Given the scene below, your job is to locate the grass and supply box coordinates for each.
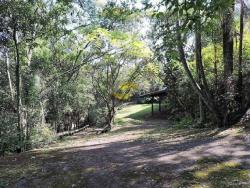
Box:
[115,103,166,124]
[173,158,250,188]
[126,104,153,120]
[137,126,220,143]
[114,104,153,126]
[116,104,153,118]
[114,104,220,142]
[0,162,40,187]
[121,168,165,186]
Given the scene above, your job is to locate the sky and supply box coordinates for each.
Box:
[245,0,250,8]
[94,0,146,8]
[94,0,250,8]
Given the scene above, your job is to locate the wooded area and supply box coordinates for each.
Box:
[0,0,250,187]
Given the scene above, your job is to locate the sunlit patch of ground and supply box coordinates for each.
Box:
[173,158,250,188]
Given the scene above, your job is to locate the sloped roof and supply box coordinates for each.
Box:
[138,88,167,98]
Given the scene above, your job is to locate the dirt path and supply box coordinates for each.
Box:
[1,105,250,188]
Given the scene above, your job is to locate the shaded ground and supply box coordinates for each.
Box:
[0,104,250,188]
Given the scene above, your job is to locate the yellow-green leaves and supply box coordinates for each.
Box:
[87,27,152,58]
[129,39,152,58]
[120,82,138,91]
[143,62,160,76]
[113,82,138,100]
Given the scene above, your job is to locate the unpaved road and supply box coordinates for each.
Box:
[1,118,250,188]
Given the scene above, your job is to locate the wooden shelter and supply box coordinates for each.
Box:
[138,88,167,116]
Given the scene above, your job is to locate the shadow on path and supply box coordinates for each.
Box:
[1,119,249,188]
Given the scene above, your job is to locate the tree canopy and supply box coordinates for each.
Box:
[0,0,250,154]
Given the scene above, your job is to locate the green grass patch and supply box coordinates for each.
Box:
[115,104,166,126]
[0,163,40,187]
[173,158,250,188]
[136,122,218,142]
[126,105,153,120]
[121,168,165,186]
[114,104,153,127]
[116,104,154,118]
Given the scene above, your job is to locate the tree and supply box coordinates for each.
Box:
[89,28,151,131]
[237,0,244,107]
[195,21,206,124]
[149,0,249,127]
[0,0,80,151]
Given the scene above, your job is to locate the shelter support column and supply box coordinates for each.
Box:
[151,96,154,116]
[159,96,161,112]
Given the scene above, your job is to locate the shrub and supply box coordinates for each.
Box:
[30,124,56,148]
[175,116,194,129]
[0,112,18,155]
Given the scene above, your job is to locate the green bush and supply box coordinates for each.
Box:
[0,180,7,188]
[175,116,194,129]
[30,124,56,148]
[0,112,18,154]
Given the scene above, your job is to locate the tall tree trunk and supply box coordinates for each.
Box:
[213,42,218,90]
[222,2,235,126]
[222,4,234,80]
[13,27,23,152]
[40,101,46,125]
[237,0,244,108]
[176,21,222,126]
[5,49,15,102]
[24,52,32,147]
[27,46,33,67]
[195,23,205,124]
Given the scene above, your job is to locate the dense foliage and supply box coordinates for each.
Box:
[0,0,151,154]
[148,0,250,126]
[0,0,250,155]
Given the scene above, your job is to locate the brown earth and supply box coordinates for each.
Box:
[0,105,250,188]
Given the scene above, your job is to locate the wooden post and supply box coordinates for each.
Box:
[151,96,154,116]
[159,97,161,112]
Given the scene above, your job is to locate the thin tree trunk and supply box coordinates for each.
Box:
[24,110,30,150]
[27,47,33,66]
[176,21,222,126]
[111,97,115,124]
[195,23,205,124]
[40,101,46,125]
[213,42,218,89]
[237,0,244,108]
[13,27,22,152]
[5,50,15,102]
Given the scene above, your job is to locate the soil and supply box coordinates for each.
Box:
[0,119,250,188]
